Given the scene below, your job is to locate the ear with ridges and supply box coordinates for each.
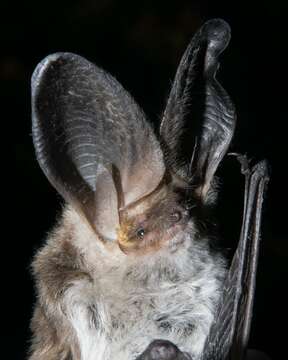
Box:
[160,19,236,202]
[32,52,165,240]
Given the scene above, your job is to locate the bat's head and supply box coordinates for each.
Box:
[31,19,236,256]
[117,174,193,254]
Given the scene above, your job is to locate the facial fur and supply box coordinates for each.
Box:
[117,176,193,255]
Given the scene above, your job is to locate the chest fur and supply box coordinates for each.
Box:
[89,259,222,359]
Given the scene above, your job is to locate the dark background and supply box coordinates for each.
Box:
[2,0,287,358]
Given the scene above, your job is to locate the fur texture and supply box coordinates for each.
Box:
[29,205,226,360]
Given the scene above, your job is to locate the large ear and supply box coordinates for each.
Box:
[160,19,236,201]
[32,53,165,240]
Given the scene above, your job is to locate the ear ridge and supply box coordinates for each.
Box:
[160,19,236,201]
[32,52,165,240]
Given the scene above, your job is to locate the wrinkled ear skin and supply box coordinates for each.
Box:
[32,53,165,241]
[160,19,236,203]
[32,19,235,240]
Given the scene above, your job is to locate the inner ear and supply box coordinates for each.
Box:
[160,19,236,203]
[32,52,166,241]
[119,172,170,219]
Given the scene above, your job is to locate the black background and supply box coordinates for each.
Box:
[2,0,287,358]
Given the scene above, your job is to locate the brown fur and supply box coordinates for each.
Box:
[29,179,191,358]
[117,181,189,255]
[29,223,92,359]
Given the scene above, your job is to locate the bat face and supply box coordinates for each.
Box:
[117,175,193,255]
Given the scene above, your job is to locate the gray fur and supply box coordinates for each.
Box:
[29,205,226,360]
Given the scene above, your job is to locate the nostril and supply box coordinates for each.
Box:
[170,211,182,223]
[184,202,195,212]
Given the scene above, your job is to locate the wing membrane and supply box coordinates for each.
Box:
[201,156,269,360]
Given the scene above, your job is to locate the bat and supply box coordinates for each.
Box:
[29,18,269,360]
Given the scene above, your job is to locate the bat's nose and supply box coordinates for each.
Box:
[170,204,190,224]
[170,211,182,223]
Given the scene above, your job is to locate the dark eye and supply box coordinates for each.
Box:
[136,227,145,239]
[170,211,182,223]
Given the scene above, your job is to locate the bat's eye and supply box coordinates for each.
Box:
[170,211,182,223]
[136,227,145,239]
